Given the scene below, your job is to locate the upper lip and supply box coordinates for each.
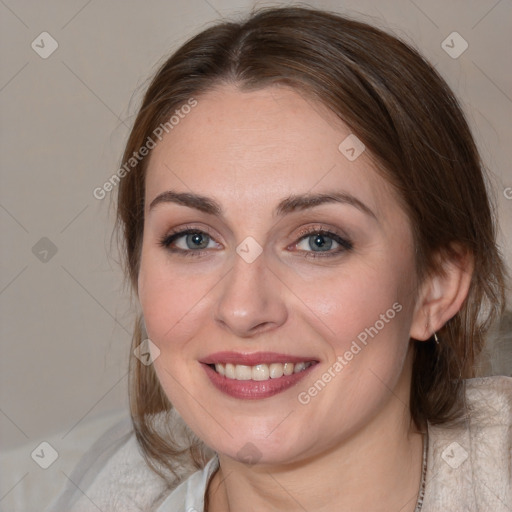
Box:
[200,351,319,366]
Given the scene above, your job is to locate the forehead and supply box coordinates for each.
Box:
[144,84,397,218]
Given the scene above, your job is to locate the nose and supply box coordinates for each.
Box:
[214,250,288,338]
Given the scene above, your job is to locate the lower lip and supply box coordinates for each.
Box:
[201,363,316,399]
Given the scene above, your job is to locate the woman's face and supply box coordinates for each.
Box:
[138,84,424,464]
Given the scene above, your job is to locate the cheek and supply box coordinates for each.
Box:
[137,252,214,417]
[289,255,416,409]
[138,248,214,351]
[297,255,415,404]
[289,257,411,346]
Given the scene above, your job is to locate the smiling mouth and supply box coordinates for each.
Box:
[209,361,315,381]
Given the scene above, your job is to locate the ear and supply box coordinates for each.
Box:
[410,245,474,341]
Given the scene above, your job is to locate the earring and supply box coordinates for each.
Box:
[433,332,439,344]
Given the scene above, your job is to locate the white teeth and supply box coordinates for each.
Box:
[225,363,236,379]
[252,364,269,381]
[235,365,252,380]
[294,362,306,373]
[269,363,284,379]
[283,362,294,376]
[212,361,313,381]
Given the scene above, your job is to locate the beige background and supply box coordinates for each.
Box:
[0,0,511,508]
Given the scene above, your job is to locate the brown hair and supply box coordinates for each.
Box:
[116,6,507,479]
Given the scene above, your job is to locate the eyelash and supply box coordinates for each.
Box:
[294,226,353,258]
[158,225,353,259]
[158,226,217,258]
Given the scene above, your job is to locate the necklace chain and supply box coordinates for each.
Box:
[413,430,429,512]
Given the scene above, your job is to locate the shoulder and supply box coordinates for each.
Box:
[46,412,200,512]
[423,376,512,511]
[465,375,512,416]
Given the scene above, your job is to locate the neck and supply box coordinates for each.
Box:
[207,411,425,512]
[206,351,426,512]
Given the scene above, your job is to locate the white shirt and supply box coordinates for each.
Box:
[155,455,219,512]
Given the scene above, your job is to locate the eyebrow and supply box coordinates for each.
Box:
[149,190,376,220]
[149,191,222,215]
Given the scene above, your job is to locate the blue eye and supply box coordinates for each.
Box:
[182,232,211,250]
[159,229,218,253]
[159,227,353,259]
[303,233,334,251]
[295,230,352,256]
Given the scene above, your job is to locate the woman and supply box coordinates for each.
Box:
[49,6,511,512]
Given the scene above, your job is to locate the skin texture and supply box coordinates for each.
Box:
[138,85,472,511]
